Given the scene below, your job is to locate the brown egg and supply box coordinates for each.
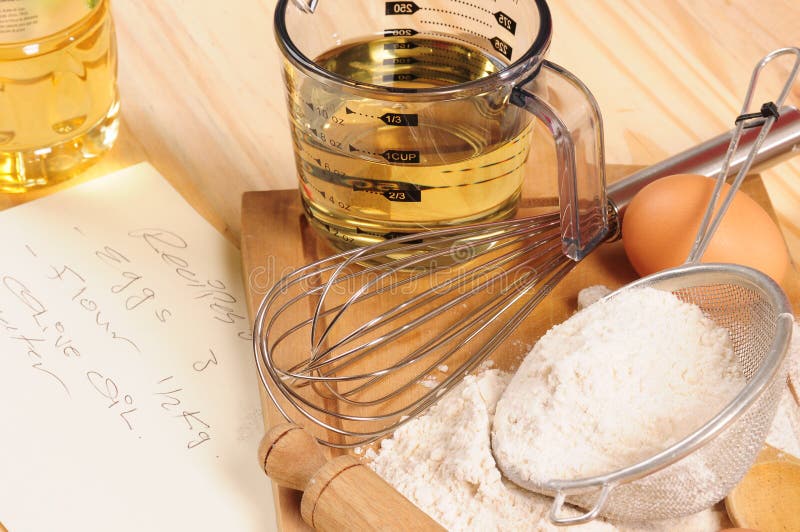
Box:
[622,174,790,286]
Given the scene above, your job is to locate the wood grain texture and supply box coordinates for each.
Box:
[1,1,798,259]
[1,2,799,530]
[724,444,800,529]
[300,456,445,532]
[260,424,328,493]
[725,461,800,531]
[755,443,800,466]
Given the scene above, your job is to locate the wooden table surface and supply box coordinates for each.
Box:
[1,0,798,260]
[0,3,797,531]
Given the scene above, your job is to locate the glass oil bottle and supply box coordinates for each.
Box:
[0,0,119,193]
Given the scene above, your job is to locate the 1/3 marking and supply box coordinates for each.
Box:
[379,113,418,126]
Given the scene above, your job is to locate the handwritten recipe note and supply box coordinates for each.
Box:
[0,164,276,531]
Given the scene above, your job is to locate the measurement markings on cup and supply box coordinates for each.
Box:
[384,41,419,50]
[493,11,517,34]
[384,2,517,37]
[344,107,419,127]
[490,36,513,60]
[384,73,418,82]
[307,127,343,150]
[348,144,421,164]
[304,157,426,203]
[385,1,421,15]
[384,28,419,37]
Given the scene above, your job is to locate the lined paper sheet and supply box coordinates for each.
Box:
[0,163,276,531]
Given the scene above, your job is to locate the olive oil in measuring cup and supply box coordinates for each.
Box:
[0,0,119,193]
[286,36,533,250]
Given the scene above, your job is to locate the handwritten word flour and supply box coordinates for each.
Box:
[0,164,275,532]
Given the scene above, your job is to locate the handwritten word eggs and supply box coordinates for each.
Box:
[622,174,789,284]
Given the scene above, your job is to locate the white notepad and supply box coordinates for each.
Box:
[0,163,276,532]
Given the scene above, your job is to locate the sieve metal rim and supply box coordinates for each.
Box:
[539,262,793,521]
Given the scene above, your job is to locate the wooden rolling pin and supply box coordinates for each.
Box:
[258,423,444,531]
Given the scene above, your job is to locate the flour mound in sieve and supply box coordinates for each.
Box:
[492,286,745,488]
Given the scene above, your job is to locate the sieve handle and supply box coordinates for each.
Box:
[607,105,800,220]
[548,484,616,526]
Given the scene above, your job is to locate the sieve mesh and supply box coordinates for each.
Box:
[563,267,790,521]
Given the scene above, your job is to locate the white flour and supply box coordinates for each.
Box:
[492,287,744,486]
[367,369,728,531]
[367,286,800,531]
[576,284,611,309]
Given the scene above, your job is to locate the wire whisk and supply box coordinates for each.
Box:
[253,48,800,450]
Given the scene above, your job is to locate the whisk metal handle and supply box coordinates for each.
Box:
[606,105,800,222]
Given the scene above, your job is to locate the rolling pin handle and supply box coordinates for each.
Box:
[258,423,445,531]
[258,423,327,492]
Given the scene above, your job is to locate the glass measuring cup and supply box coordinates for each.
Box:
[275,0,606,260]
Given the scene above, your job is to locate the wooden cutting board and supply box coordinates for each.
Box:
[241,164,799,531]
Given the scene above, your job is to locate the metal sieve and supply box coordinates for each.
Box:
[539,47,799,524]
[543,263,793,523]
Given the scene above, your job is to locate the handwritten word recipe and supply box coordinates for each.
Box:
[0,164,276,531]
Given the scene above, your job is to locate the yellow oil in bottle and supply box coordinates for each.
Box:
[0,0,119,193]
[286,36,533,250]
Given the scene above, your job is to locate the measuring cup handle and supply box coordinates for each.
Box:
[512,61,608,260]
